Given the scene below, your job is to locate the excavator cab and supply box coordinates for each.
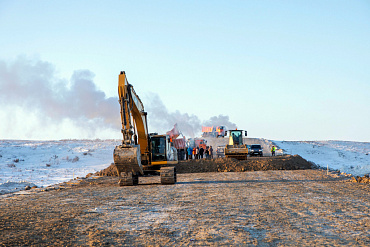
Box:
[148,134,178,164]
[143,134,178,182]
[151,135,166,161]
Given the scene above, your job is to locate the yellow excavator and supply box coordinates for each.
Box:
[224,129,248,160]
[113,71,177,186]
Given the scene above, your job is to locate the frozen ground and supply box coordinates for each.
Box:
[1,139,369,195]
[274,140,370,177]
[0,139,119,195]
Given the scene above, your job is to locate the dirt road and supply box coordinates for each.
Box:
[1,169,369,246]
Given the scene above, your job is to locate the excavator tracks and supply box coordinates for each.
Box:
[160,167,177,185]
[118,172,139,186]
[117,168,177,186]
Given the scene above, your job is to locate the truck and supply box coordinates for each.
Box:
[202,126,226,138]
[216,146,225,158]
[166,124,187,160]
[187,138,207,150]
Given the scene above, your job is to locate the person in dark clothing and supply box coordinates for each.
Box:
[205,147,209,159]
[209,146,213,159]
[199,147,204,159]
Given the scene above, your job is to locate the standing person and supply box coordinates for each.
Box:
[205,147,209,159]
[187,146,192,160]
[199,146,204,159]
[271,145,276,156]
[196,147,199,159]
[193,147,196,159]
[209,146,213,159]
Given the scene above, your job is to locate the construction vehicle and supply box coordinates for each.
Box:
[202,126,226,138]
[187,138,207,150]
[224,129,248,160]
[113,71,177,186]
[216,145,225,158]
[166,124,187,160]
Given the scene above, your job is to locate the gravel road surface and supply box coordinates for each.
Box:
[1,169,369,246]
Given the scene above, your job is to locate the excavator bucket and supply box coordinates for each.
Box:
[113,145,144,185]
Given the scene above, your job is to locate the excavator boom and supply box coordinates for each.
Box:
[114,71,149,182]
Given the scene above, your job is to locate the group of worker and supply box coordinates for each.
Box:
[186,146,213,160]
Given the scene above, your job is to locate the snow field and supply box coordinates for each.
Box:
[0,139,120,194]
[1,139,369,195]
[274,140,370,176]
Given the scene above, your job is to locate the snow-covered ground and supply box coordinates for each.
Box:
[1,139,369,195]
[274,140,370,177]
[0,139,120,195]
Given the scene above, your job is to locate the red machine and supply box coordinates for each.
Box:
[166,124,187,160]
[186,138,207,150]
[202,126,226,138]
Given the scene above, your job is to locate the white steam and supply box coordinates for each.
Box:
[0,57,119,139]
[0,57,236,139]
[145,93,237,138]
[144,93,202,137]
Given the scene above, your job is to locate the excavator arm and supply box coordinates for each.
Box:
[113,71,150,182]
[118,71,149,154]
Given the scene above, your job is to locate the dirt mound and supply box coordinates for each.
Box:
[93,163,118,177]
[94,155,315,176]
[178,155,314,173]
[351,175,370,184]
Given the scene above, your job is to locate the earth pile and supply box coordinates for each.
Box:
[94,155,316,176]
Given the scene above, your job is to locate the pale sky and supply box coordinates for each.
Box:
[0,0,369,141]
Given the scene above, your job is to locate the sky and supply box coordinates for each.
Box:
[0,0,369,141]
